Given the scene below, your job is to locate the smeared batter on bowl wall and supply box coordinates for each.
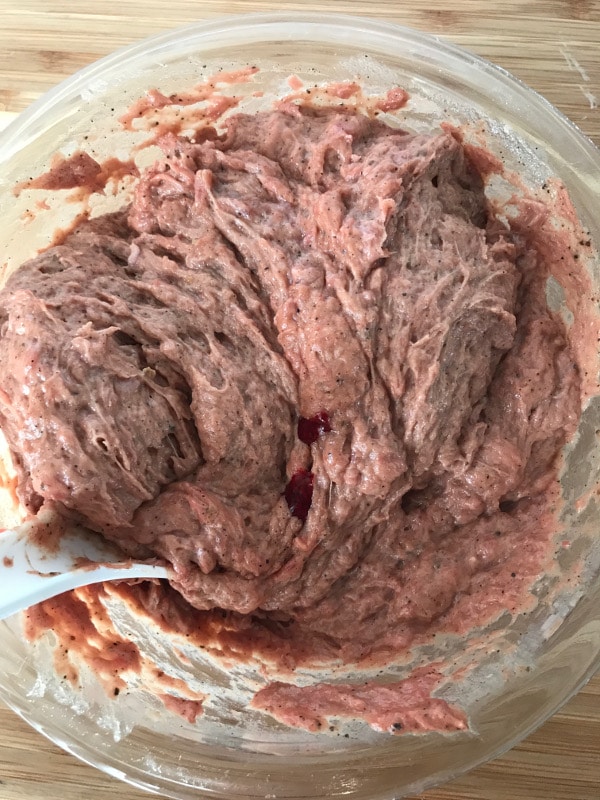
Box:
[0,98,591,733]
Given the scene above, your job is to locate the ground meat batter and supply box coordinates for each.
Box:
[0,104,582,674]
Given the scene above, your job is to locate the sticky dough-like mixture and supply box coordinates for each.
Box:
[0,105,581,666]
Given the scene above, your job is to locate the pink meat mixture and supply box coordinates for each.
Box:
[0,104,582,675]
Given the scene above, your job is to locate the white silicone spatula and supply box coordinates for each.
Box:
[0,511,168,620]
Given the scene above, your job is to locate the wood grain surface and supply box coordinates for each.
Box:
[0,2,599,799]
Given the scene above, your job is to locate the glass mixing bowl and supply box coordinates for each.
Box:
[0,12,599,800]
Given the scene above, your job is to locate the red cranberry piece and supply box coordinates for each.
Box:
[298,411,332,445]
[284,469,314,522]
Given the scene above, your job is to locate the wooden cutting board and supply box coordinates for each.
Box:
[0,2,599,799]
